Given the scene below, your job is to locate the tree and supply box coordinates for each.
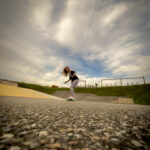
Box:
[51,85,59,88]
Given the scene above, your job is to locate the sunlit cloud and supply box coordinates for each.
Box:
[102,2,127,26]
[0,0,150,86]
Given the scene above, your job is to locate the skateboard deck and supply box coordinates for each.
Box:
[67,98,75,101]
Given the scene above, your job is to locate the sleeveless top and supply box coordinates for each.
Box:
[69,70,79,82]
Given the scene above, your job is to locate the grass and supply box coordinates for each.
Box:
[75,84,150,105]
[18,82,69,95]
[18,82,150,105]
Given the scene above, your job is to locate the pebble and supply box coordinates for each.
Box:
[23,141,31,146]
[2,127,10,132]
[95,142,102,147]
[68,141,78,145]
[66,128,73,132]
[121,122,127,126]
[105,145,109,149]
[111,148,118,150]
[120,130,126,134]
[100,136,108,142]
[18,131,27,136]
[48,143,61,149]
[131,140,142,147]
[104,132,110,137]
[115,132,122,137]
[107,127,113,130]
[94,129,102,134]
[92,136,100,141]
[50,138,55,144]
[1,134,14,139]
[75,134,82,139]
[110,138,120,143]
[124,115,128,119]
[24,125,30,130]
[0,138,14,144]
[136,134,141,140]
[39,131,48,137]
[133,126,138,130]
[30,141,40,149]
[67,133,73,137]
[40,139,47,145]
[59,128,65,133]
[31,123,36,128]
[9,146,21,150]
[81,148,90,150]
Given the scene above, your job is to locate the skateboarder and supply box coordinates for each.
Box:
[63,66,79,100]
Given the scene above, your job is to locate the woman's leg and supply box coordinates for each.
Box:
[70,80,79,97]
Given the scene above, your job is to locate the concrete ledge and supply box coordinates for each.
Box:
[117,97,134,104]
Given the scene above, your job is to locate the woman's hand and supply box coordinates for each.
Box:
[64,79,71,84]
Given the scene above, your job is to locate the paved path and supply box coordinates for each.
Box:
[0,96,150,150]
[53,91,133,104]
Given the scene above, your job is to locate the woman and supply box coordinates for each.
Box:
[62,66,79,100]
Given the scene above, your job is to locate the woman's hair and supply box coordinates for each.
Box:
[62,66,70,76]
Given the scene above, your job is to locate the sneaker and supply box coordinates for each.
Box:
[68,96,75,100]
[68,96,72,99]
[72,96,76,100]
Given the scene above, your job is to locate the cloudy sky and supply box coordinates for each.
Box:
[0,0,150,87]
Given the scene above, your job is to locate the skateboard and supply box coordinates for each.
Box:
[67,98,75,101]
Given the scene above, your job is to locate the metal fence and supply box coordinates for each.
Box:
[101,76,146,87]
[50,76,147,88]
[77,76,146,88]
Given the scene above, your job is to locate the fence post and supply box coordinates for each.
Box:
[120,79,122,86]
[85,81,87,87]
[101,80,103,87]
[143,76,146,84]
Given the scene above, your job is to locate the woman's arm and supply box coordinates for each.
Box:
[64,79,71,84]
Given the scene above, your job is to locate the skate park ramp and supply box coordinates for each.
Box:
[0,83,64,100]
[0,79,18,86]
[52,91,134,104]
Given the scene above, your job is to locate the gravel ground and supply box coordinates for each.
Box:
[0,96,150,150]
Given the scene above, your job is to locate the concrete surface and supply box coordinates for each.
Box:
[52,91,134,104]
[0,83,64,100]
[0,96,149,149]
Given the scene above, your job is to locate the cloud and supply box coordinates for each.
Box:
[102,2,127,26]
[0,0,150,87]
[29,0,52,31]
[55,17,74,45]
